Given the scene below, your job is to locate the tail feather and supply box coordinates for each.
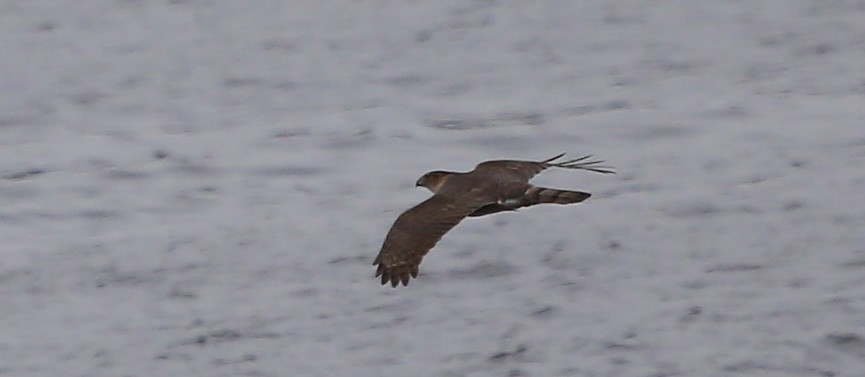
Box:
[468,186,592,217]
[524,186,590,206]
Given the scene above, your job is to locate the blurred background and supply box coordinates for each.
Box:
[1,1,864,376]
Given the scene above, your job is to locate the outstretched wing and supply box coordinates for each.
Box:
[473,153,614,183]
[374,194,488,287]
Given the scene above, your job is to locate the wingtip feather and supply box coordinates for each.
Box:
[541,152,567,163]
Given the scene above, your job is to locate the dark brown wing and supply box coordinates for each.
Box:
[473,153,614,183]
[374,194,488,287]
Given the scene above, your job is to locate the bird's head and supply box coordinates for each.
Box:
[415,171,452,193]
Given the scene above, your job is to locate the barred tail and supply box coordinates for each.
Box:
[468,186,592,217]
[523,186,591,206]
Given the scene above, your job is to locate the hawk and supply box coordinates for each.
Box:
[373,153,614,287]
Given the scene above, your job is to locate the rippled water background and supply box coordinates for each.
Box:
[2,1,865,376]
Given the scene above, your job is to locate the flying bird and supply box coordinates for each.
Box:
[373,153,614,287]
